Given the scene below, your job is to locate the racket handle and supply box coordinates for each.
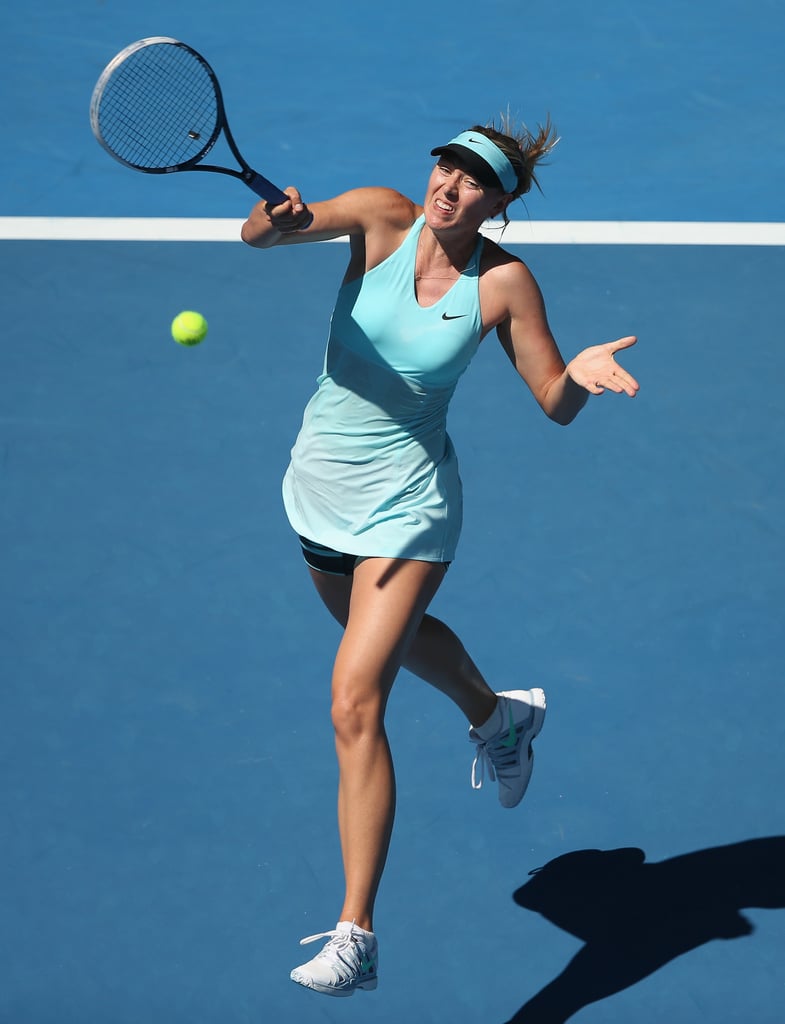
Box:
[246,172,314,230]
[243,170,314,230]
[243,171,289,204]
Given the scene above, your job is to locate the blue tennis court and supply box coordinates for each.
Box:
[2,2,784,1022]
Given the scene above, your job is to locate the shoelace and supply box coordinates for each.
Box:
[299,926,347,948]
[471,728,529,790]
[298,925,371,980]
[470,740,496,790]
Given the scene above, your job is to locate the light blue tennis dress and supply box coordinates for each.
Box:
[282,214,484,562]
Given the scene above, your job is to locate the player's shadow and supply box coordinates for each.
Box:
[504,836,785,1023]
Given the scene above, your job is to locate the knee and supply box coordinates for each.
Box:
[331,676,386,745]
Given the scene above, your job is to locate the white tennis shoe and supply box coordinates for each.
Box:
[290,920,378,997]
[469,688,547,808]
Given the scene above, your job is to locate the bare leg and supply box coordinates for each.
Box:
[324,557,450,932]
[404,614,497,725]
[309,567,498,727]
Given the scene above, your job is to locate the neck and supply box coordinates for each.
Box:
[416,224,477,279]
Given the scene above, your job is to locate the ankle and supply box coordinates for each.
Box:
[472,694,501,735]
[339,912,374,933]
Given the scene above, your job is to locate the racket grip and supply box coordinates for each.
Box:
[244,171,314,230]
[244,171,289,205]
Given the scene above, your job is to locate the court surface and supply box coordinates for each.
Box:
[2,3,784,1022]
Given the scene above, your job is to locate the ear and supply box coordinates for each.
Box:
[489,194,512,218]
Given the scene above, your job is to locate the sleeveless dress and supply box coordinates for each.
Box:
[282,214,484,562]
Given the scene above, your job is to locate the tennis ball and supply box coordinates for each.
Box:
[171,310,208,346]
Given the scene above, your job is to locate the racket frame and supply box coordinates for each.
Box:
[90,36,289,204]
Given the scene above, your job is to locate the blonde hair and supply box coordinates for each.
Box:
[469,115,559,217]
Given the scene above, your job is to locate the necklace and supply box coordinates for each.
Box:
[414,270,459,281]
[414,235,474,283]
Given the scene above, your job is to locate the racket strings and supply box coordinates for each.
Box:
[96,44,219,170]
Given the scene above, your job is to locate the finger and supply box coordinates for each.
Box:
[264,198,291,218]
[611,364,640,390]
[279,206,314,234]
[621,370,640,394]
[607,369,639,396]
[608,335,637,356]
[265,187,303,216]
[284,186,305,214]
[265,191,311,233]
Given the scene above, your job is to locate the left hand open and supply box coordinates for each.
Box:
[567,335,640,396]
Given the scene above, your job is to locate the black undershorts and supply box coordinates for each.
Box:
[298,535,450,576]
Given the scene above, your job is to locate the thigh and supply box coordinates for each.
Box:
[308,565,353,627]
[333,558,448,699]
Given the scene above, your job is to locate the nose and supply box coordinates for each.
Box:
[441,170,461,194]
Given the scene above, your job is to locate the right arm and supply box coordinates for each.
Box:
[240,186,418,250]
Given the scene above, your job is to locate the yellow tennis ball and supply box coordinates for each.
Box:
[171,310,208,346]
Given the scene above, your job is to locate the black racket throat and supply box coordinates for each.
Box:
[193,108,289,203]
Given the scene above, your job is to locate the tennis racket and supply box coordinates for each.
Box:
[90,36,308,217]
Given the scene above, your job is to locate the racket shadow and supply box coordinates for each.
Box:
[502,836,785,1023]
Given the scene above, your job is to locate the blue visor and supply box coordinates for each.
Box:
[430,131,517,193]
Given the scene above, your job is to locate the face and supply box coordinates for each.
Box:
[424,158,509,230]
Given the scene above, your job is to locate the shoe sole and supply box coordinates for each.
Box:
[498,687,546,808]
[290,972,378,997]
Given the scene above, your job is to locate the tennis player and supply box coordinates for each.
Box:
[241,118,639,997]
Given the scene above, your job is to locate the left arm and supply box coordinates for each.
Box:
[492,258,639,425]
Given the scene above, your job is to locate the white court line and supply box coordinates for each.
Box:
[0,217,784,245]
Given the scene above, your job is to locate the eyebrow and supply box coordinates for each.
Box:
[436,159,481,182]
